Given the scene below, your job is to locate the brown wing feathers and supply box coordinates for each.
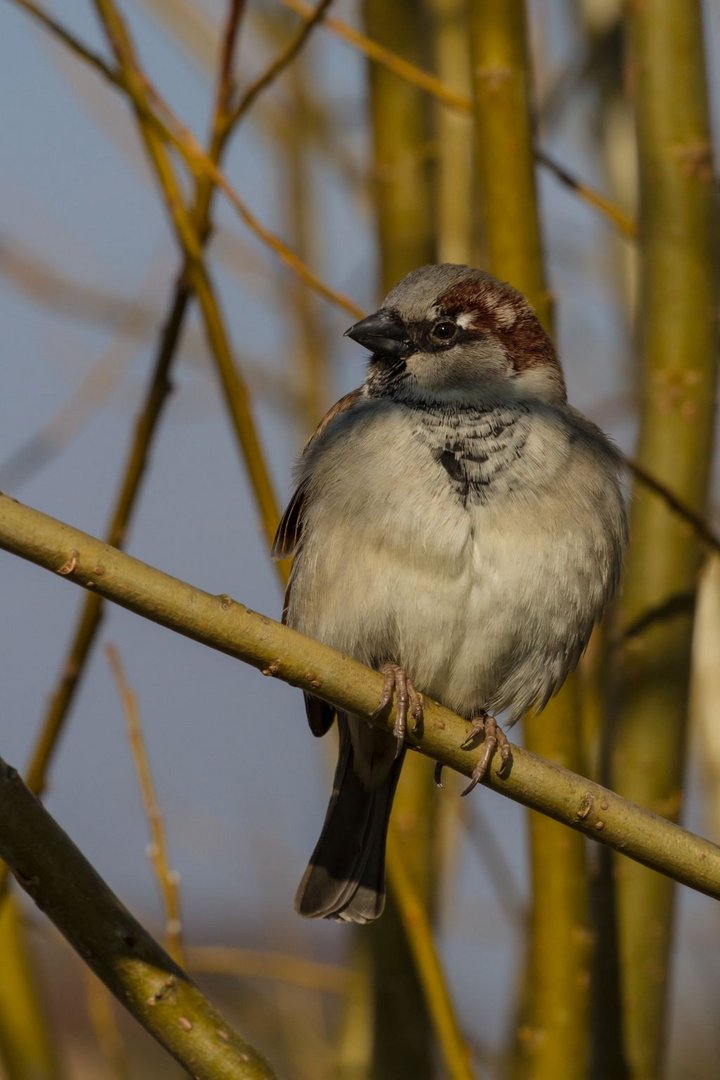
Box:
[273,388,365,739]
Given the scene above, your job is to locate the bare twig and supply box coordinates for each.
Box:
[385,833,475,1080]
[0,236,160,332]
[284,0,470,107]
[91,0,285,555]
[229,0,335,124]
[625,457,720,555]
[214,0,246,118]
[535,148,636,239]
[0,0,250,908]
[0,895,61,1079]
[11,0,120,85]
[187,947,349,995]
[10,0,363,320]
[0,338,135,492]
[81,967,131,1080]
[106,645,184,966]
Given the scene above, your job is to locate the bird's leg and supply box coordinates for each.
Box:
[372,663,424,758]
[460,713,511,796]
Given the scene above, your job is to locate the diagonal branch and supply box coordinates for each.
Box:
[0,755,274,1078]
[2,490,720,901]
[0,1,251,909]
[106,644,185,967]
[11,0,120,84]
[229,0,335,125]
[91,0,284,556]
[9,0,362,320]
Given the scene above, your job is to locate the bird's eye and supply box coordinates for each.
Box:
[431,319,457,342]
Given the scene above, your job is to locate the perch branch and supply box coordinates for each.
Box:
[1,491,720,901]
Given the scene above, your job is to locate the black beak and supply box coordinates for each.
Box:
[344,308,413,359]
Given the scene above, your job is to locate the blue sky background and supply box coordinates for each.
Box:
[1,1,719,1073]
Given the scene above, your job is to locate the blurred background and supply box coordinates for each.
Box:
[0,1,718,1077]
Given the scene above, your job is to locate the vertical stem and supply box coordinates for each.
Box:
[470,0,550,323]
[470,3,591,1076]
[361,4,438,1076]
[519,686,592,1076]
[610,4,717,1077]
[431,0,475,266]
[364,0,436,292]
[283,60,331,432]
[0,894,62,1080]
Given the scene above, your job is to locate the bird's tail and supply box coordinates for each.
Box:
[295,717,403,924]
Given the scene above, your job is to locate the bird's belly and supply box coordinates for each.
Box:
[287,399,623,725]
[291,497,588,722]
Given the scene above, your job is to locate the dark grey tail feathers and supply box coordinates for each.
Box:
[295,719,404,924]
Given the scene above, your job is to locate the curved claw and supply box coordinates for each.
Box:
[372,663,424,757]
[460,715,511,796]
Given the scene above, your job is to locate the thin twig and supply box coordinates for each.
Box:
[229,0,335,124]
[386,834,475,1080]
[0,894,61,1079]
[10,0,363,320]
[0,236,160,332]
[185,148,363,317]
[81,966,131,1080]
[187,947,349,995]
[11,0,120,85]
[214,0,246,120]
[0,0,251,907]
[535,148,637,239]
[91,0,286,556]
[105,645,184,967]
[141,78,364,315]
[283,0,470,107]
[625,457,720,555]
[0,336,135,491]
[465,801,527,927]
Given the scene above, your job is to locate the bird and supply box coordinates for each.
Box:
[273,263,627,924]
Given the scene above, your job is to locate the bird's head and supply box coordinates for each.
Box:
[346,264,566,407]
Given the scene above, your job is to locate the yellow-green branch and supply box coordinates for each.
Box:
[610,3,718,1077]
[0,757,274,1079]
[1,491,720,900]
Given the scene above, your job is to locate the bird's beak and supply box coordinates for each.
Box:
[344,308,414,359]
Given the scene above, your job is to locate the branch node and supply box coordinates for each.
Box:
[57,549,79,575]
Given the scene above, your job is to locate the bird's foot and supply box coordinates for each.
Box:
[460,713,511,796]
[372,663,424,758]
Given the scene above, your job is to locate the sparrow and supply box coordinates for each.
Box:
[273,264,627,924]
